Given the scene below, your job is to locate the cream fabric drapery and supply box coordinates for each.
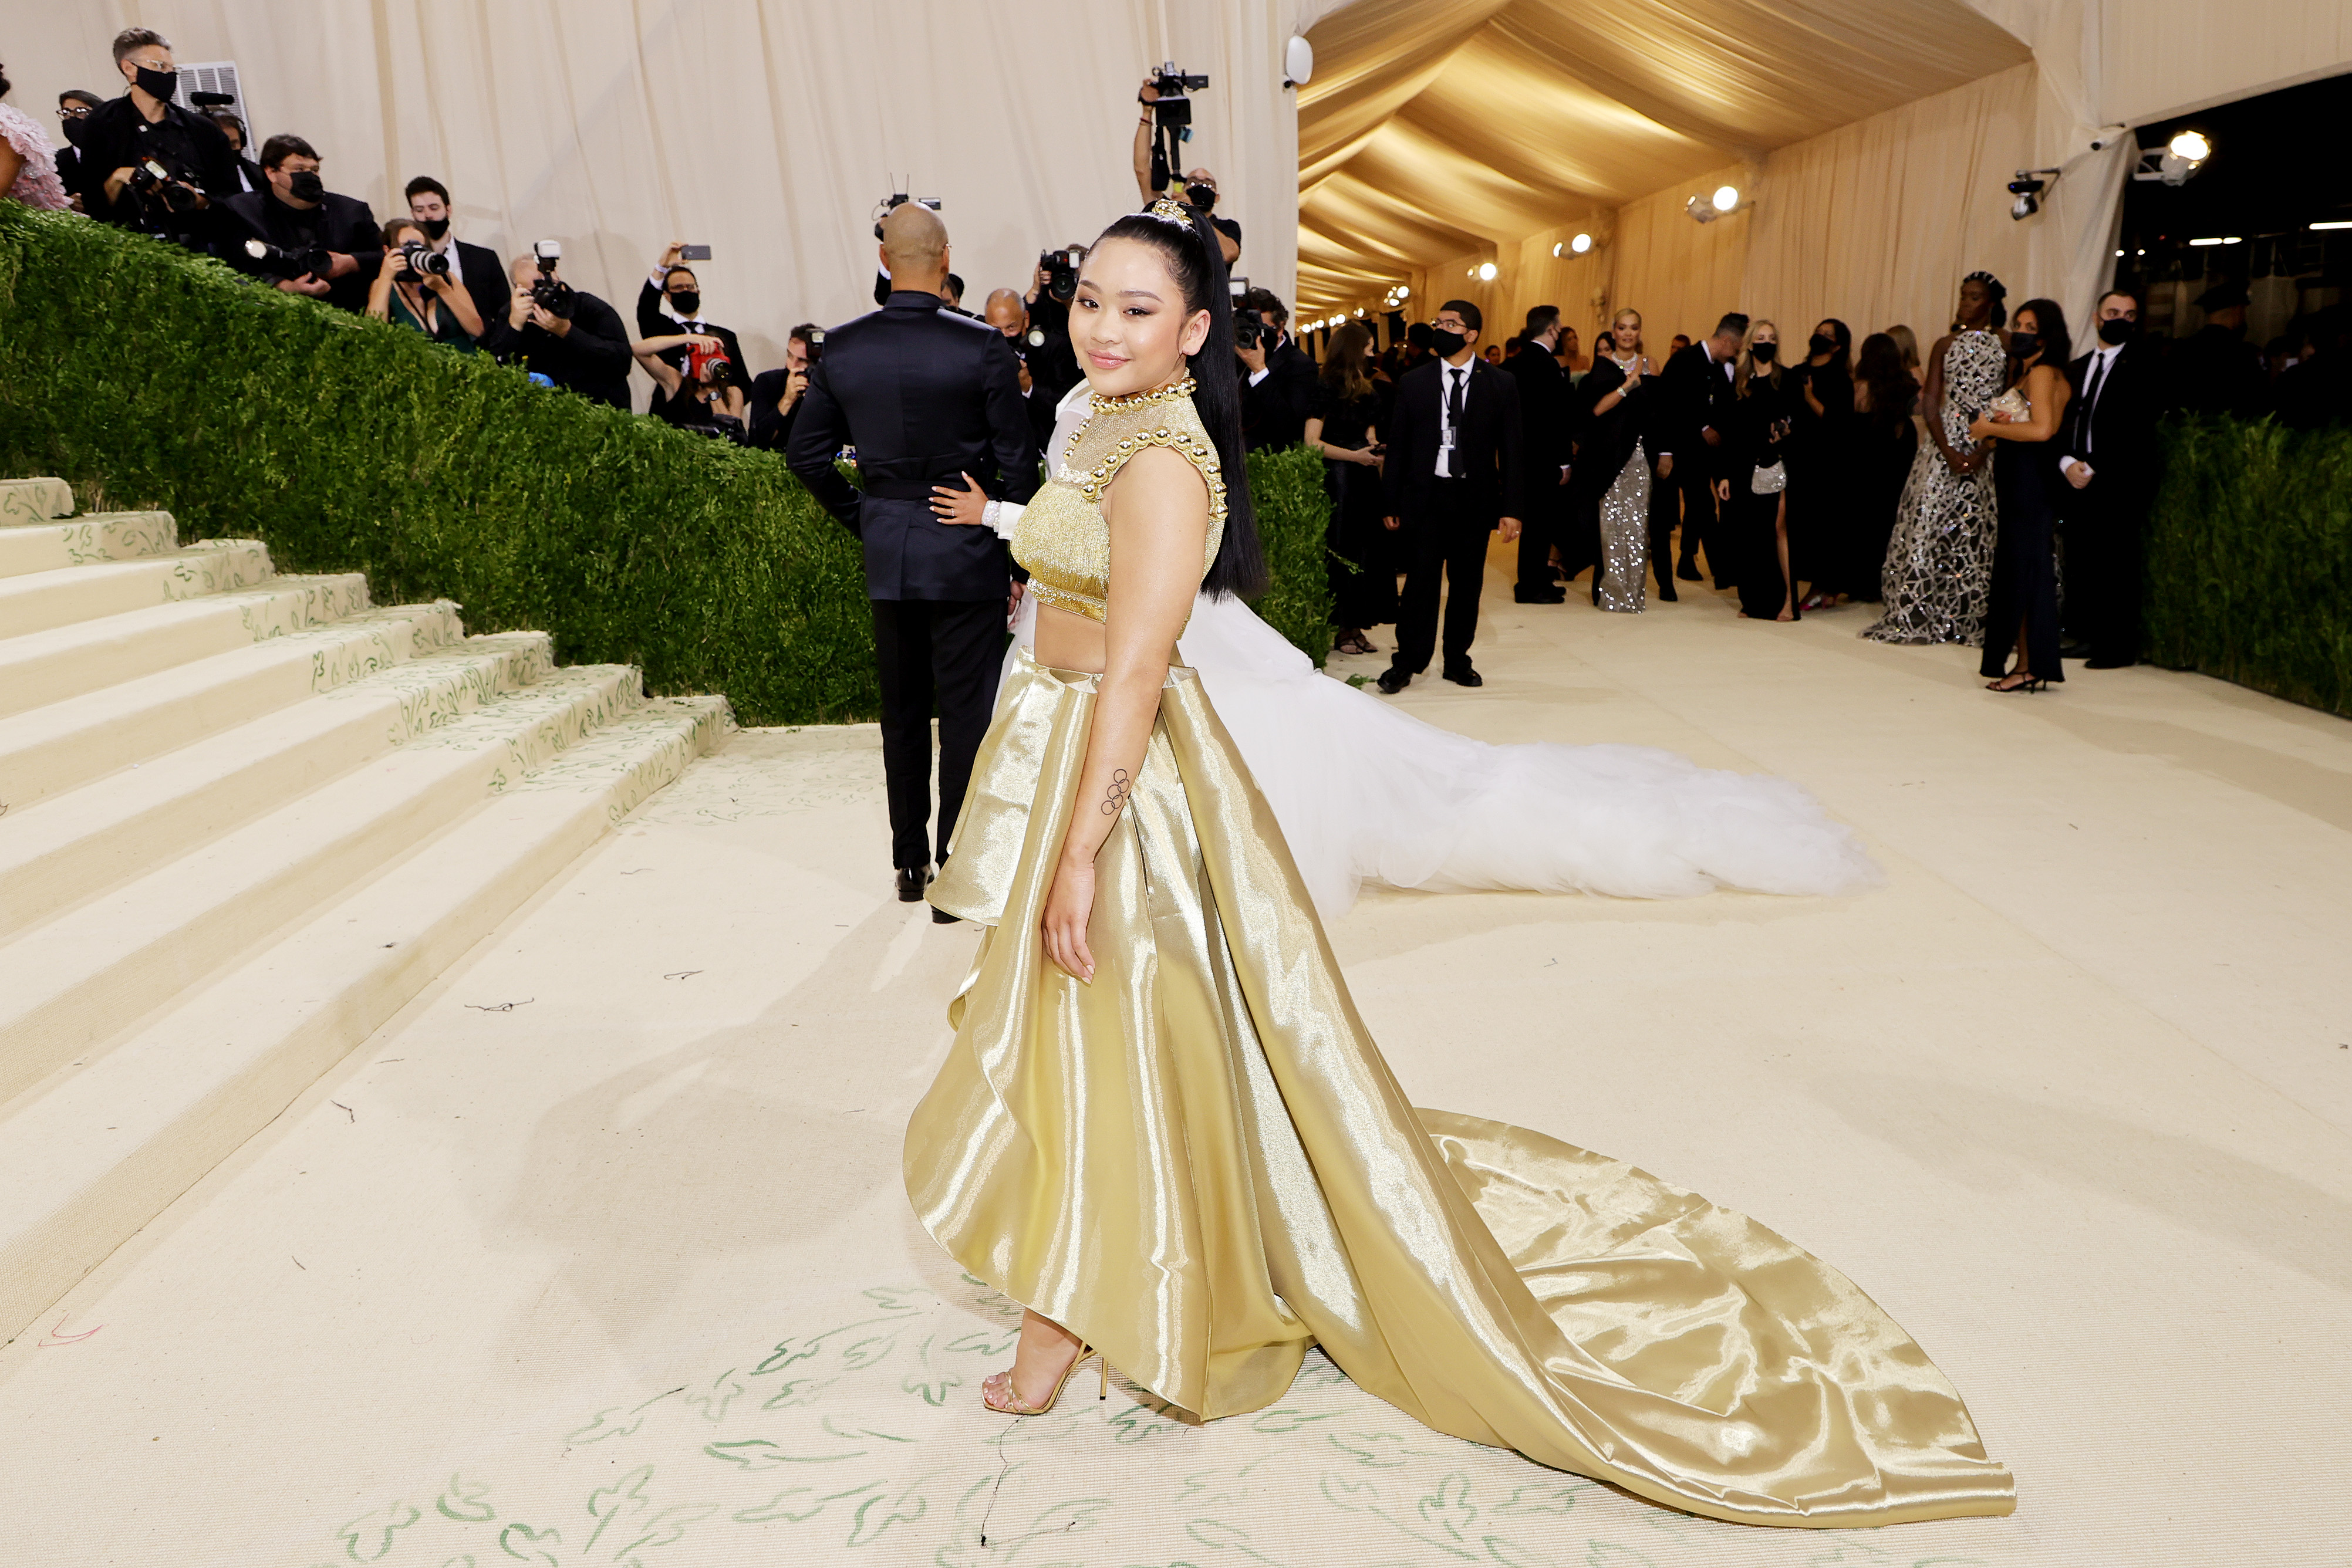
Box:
[3,0,1304,401]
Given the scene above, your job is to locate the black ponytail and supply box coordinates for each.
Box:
[1092,205,1267,600]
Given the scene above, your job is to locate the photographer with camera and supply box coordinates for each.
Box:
[1133,69,1240,266]
[205,109,261,192]
[635,242,744,422]
[366,217,485,352]
[747,324,819,454]
[983,287,1078,455]
[1024,243,1085,338]
[404,177,511,352]
[1237,286,1314,451]
[503,247,632,409]
[224,135,381,312]
[78,29,238,247]
[633,331,747,442]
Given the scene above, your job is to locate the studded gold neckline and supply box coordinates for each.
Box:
[1091,376,1198,413]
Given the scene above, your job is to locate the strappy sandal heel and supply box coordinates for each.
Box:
[981,1343,1108,1415]
[1985,673,2045,694]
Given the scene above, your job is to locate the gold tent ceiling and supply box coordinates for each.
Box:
[1295,0,2033,313]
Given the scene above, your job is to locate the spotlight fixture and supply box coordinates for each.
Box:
[1685,187,1743,224]
[1476,261,1498,282]
[2007,168,2060,221]
[1571,231,1592,254]
[2134,129,2211,186]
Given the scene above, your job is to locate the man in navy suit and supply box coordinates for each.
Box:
[789,204,1037,911]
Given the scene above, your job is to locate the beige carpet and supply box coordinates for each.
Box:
[5,552,2348,1568]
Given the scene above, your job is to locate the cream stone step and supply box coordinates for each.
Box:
[0,664,645,1103]
[0,630,551,938]
[0,511,177,579]
[0,539,272,641]
[0,478,73,526]
[0,573,372,720]
[0,600,472,813]
[0,695,728,1344]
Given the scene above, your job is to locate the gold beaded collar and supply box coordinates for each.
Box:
[1089,376,1197,413]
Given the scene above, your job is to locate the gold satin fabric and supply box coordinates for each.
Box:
[908,651,2016,1529]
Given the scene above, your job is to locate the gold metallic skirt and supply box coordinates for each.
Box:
[908,650,2014,1529]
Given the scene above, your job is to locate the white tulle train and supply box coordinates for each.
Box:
[1004,590,1881,922]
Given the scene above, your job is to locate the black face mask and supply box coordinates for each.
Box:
[1187,184,1217,212]
[669,290,701,317]
[418,217,450,241]
[1429,327,1466,359]
[1750,340,1777,363]
[286,170,325,203]
[133,65,178,103]
[1808,332,1836,357]
[2009,331,2041,359]
[60,115,90,148]
[2097,316,2134,346]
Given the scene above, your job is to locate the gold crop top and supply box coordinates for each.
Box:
[1011,377,1228,623]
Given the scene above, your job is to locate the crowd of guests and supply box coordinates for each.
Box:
[1290,262,2338,692]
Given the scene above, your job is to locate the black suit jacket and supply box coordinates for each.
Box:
[1501,343,1571,487]
[1381,356,1525,522]
[1244,336,1317,450]
[224,188,382,313]
[788,290,1036,602]
[2061,342,2162,515]
[1014,327,1081,456]
[1655,342,1737,474]
[507,289,633,409]
[75,94,239,241]
[635,278,745,420]
[448,239,513,354]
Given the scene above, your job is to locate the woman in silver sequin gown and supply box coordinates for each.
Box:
[1862,274,2010,646]
[1568,308,1659,612]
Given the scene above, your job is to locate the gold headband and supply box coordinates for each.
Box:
[1146,196,1193,225]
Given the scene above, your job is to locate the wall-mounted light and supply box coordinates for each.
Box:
[2135,129,2211,187]
[1476,261,1499,282]
[1685,187,1743,224]
[1571,231,1592,254]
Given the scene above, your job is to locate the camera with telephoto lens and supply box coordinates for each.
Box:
[243,236,333,278]
[1038,246,1084,304]
[528,239,575,319]
[398,239,452,281]
[1233,307,1268,352]
[127,156,201,214]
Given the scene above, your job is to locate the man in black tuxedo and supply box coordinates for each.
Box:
[747,323,818,454]
[224,134,381,313]
[1654,312,1747,587]
[1503,305,1573,601]
[1377,299,1524,693]
[1239,288,1315,451]
[789,203,1036,914]
[636,243,746,421]
[2058,290,2163,668]
[403,176,511,354]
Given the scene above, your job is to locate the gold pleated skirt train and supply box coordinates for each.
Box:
[907,650,2015,1529]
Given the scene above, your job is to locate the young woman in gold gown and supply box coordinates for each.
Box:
[902,201,2016,1530]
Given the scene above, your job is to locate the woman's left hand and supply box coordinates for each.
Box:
[1350,445,1381,467]
[929,472,987,525]
[1041,853,1098,982]
[1966,414,1997,441]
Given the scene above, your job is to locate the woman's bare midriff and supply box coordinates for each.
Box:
[1032,600,1109,675]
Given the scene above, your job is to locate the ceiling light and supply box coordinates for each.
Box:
[2188,236,2226,246]
[2312,220,2352,231]
[1476,261,1498,282]
[2135,130,2211,187]
[1571,232,1592,254]
[1712,185,1739,212]
[2168,130,2211,163]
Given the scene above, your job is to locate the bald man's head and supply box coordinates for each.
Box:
[983,288,1028,340]
[880,202,949,292]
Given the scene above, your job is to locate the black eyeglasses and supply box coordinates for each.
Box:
[59,104,93,119]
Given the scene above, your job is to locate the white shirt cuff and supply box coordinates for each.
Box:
[1248,367,1271,387]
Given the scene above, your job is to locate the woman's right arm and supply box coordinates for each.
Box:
[1923,335,1965,473]
[1037,446,1210,982]
[365,260,396,322]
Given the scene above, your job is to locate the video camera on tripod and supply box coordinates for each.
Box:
[527,239,575,319]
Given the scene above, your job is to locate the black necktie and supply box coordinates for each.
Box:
[1447,368,1467,475]
[2080,353,2109,454]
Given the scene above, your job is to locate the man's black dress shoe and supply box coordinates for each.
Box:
[1376,668,1410,695]
[1513,586,1567,604]
[1675,559,1703,582]
[1442,665,1483,687]
[896,865,932,903]
[2083,657,2136,670]
[1654,580,1678,601]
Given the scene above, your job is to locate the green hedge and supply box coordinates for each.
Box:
[0,205,1333,725]
[2145,415,2352,719]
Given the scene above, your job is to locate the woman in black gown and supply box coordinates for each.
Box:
[1852,332,1920,603]
[1725,322,1798,620]
[1786,319,1856,609]
[1306,320,1394,654]
[1969,299,2074,691]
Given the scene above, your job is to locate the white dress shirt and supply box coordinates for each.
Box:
[1435,359,1471,477]
[2063,341,2124,479]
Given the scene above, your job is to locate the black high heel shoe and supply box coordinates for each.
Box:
[1985,673,2046,694]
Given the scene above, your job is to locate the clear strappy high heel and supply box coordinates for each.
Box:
[981,1343,1108,1415]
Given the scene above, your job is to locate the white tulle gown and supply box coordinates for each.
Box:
[997,386,1881,922]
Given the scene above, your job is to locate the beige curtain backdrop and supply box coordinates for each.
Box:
[0,0,1308,403]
